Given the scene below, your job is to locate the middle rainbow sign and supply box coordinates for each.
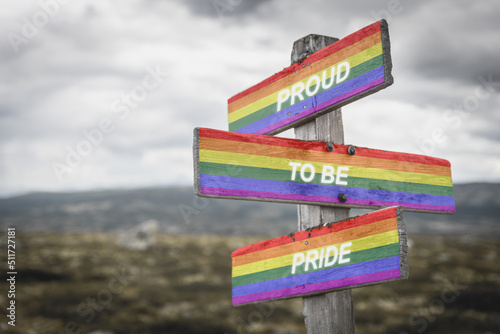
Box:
[194,128,455,214]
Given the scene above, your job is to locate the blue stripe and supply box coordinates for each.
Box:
[199,174,455,206]
[235,66,385,134]
[232,256,400,297]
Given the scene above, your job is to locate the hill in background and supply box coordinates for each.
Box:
[0,183,499,236]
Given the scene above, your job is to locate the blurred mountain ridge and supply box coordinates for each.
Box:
[0,183,498,236]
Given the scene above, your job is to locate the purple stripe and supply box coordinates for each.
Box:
[235,66,385,135]
[316,78,385,116]
[200,187,455,213]
[256,77,385,135]
[233,269,401,305]
[199,174,455,207]
[233,256,400,297]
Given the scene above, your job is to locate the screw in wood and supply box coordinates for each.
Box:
[348,145,356,155]
[338,193,347,202]
[326,142,334,152]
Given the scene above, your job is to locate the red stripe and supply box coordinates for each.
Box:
[198,128,451,167]
[355,147,450,167]
[228,21,382,105]
[231,207,397,257]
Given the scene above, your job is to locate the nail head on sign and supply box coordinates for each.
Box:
[338,193,347,203]
[326,142,334,152]
[305,241,308,245]
[348,146,356,155]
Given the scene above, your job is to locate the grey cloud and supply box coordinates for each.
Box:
[2,0,500,196]
[178,0,271,19]
[470,122,500,143]
[398,1,500,86]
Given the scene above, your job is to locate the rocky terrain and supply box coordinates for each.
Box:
[0,182,498,333]
[0,231,499,334]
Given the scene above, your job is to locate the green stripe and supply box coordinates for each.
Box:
[199,162,454,196]
[232,243,400,287]
[229,54,384,132]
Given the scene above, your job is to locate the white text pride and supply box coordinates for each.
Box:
[292,242,352,274]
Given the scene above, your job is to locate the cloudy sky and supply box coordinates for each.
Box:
[1,0,499,197]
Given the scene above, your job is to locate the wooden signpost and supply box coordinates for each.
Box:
[232,206,408,305]
[228,20,393,135]
[193,127,455,214]
[192,19,455,333]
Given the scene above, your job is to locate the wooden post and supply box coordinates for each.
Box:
[292,35,355,334]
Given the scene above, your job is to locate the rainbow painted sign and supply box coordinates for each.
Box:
[231,206,408,305]
[194,128,455,214]
[228,20,393,135]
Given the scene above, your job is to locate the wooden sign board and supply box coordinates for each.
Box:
[194,128,455,214]
[228,20,393,135]
[231,206,408,305]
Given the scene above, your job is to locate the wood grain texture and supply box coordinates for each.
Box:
[193,127,455,214]
[231,206,408,306]
[296,109,354,334]
[227,20,393,135]
[291,35,339,65]
[303,290,355,334]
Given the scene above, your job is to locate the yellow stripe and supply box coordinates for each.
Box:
[199,149,453,187]
[232,230,398,277]
[228,43,383,124]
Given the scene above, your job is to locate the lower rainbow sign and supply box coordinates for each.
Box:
[231,206,408,305]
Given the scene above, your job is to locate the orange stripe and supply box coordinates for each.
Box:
[233,218,398,267]
[228,31,382,113]
[199,136,451,177]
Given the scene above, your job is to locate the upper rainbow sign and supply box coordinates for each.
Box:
[228,20,393,135]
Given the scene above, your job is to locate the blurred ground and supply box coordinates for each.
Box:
[0,232,499,334]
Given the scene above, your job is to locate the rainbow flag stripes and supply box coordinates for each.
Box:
[194,128,455,214]
[231,206,408,305]
[228,20,393,135]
